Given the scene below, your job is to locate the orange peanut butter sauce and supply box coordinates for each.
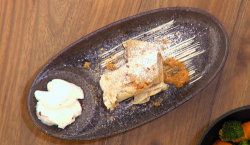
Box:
[163,58,189,87]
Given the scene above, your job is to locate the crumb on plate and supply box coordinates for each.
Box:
[84,62,91,69]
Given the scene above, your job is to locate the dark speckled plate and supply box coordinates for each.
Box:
[27,7,229,140]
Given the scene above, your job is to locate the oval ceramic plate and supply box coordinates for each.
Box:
[27,7,229,140]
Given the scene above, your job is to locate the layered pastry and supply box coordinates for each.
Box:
[100,52,167,110]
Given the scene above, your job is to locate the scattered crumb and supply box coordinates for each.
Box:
[84,62,91,69]
[124,34,128,37]
[179,31,181,34]
[152,97,163,106]
[82,104,84,107]
[143,103,146,106]
[162,46,166,50]
[162,39,168,44]
[132,106,136,110]
[95,67,99,71]
[110,115,114,121]
[157,39,160,42]
[153,102,161,106]
[106,61,117,70]
[149,98,164,107]
[106,55,120,70]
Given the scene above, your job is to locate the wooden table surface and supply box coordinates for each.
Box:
[1,0,250,145]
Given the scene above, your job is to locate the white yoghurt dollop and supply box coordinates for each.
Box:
[34,79,84,129]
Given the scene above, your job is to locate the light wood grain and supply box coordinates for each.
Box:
[1,0,250,144]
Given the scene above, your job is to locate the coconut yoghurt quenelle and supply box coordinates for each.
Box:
[34,79,84,129]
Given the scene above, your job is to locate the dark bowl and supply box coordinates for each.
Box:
[198,105,250,145]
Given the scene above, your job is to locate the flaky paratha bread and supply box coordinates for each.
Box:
[123,40,168,104]
[100,52,164,110]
